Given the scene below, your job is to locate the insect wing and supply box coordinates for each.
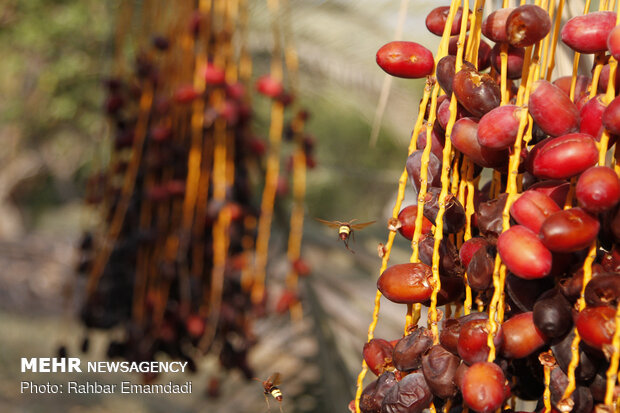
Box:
[350,220,376,230]
[314,218,342,229]
[269,372,281,387]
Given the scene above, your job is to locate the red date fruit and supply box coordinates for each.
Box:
[203,63,226,85]
[436,56,476,97]
[360,371,397,413]
[461,362,508,413]
[576,166,620,213]
[490,44,525,79]
[440,313,489,355]
[459,237,489,269]
[256,75,283,98]
[602,95,620,135]
[451,118,509,168]
[437,98,473,131]
[421,345,460,399]
[607,24,620,60]
[579,95,607,140]
[448,36,492,71]
[533,289,573,338]
[500,312,546,359]
[416,123,446,160]
[553,75,591,101]
[585,273,620,308]
[174,85,200,103]
[561,11,617,54]
[477,104,524,149]
[377,263,434,304]
[393,327,434,372]
[528,80,579,137]
[539,208,599,252]
[426,6,469,37]
[576,306,617,350]
[529,180,571,207]
[458,318,503,365]
[376,41,434,79]
[506,5,551,48]
[363,338,395,376]
[482,7,515,43]
[597,62,620,94]
[528,134,598,180]
[510,190,560,234]
[397,205,433,240]
[381,371,432,413]
[497,225,552,279]
[453,69,501,118]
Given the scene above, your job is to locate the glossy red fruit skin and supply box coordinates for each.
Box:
[173,85,200,103]
[416,123,446,160]
[602,95,620,135]
[461,362,508,413]
[579,95,607,140]
[377,263,434,304]
[562,11,617,54]
[490,44,525,79]
[506,5,551,48]
[529,134,598,180]
[576,306,616,350]
[426,6,468,36]
[510,190,560,234]
[397,205,433,240]
[376,41,434,79]
[457,319,503,365]
[256,75,283,98]
[482,7,515,43]
[500,312,546,359]
[576,166,620,213]
[451,118,508,168]
[528,80,579,137]
[363,338,395,376]
[497,225,552,279]
[608,24,620,60]
[539,208,600,253]
[529,180,571,207]
[437,97,472,130]
[553,75,591,101]
[459,237,489,269]
[204,63,226,85]
[477,105,523,149]
[448,37,492,71]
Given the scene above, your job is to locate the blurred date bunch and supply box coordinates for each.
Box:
[76,0,314,382]
[358,2,620,413]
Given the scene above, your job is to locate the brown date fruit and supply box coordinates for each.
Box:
[561,11,617,54]
[421,345,460,399]
[584,273,620,308]
[539,208,599,253]
[360,371,398,413]
[559,263,605,303]
[376,41,434,79]
[397,205,433,241]
[406,149,442,193]
[364,338,395,376]
[533,289,573,339]
[459,237,489,269]
[500,312,546,359]
[421,274,464,307]
[380,371,432,413]
[510,190,560,234]
[467,245,494,292]
[448,36,492,71]
[482,7,515,43]
[426,6,469,37]
[436,56,476,98]
[377,263,434,304]
[440,312,489,356]
[552,328,601,383]
[477,193,508,245]
[421,187,466,234]
[419,235,464,278]
[461,362,508,413]
[392,327,434,372]
[477,104,524,149]
[576,166,620,213]
[498,225,552,279]
[505,273,555,312]
[452,69,501,118]
[490,44,525,79]
[528,80,579,137]
[549,366,594,413]
[506,5,551,48]
[527,134,598,180]
[416,122,446,160]
[451,118,509,168]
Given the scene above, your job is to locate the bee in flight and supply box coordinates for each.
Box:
[255,372,283,412]
[315,218,375,253]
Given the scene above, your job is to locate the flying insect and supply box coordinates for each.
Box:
[255,372,283,412]
[315,218,376,253]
